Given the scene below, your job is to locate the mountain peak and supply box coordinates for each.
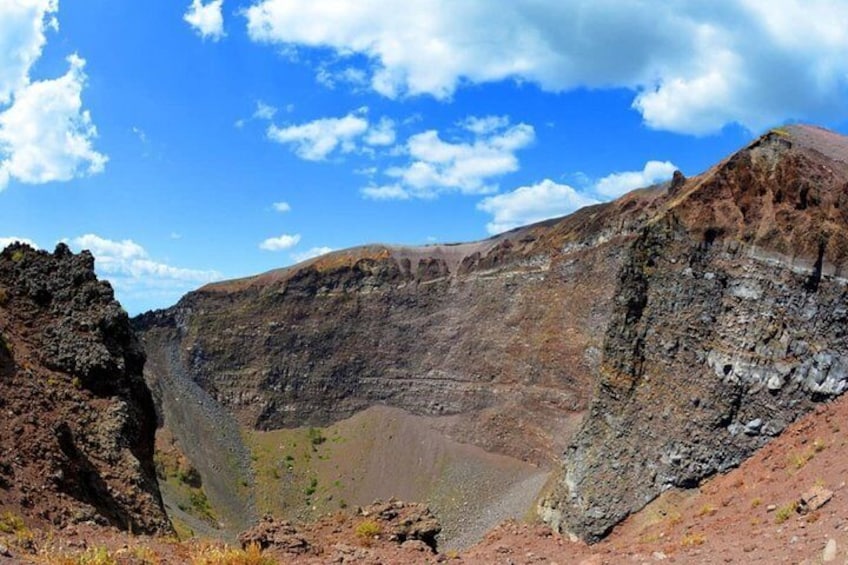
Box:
[664,124,848,277]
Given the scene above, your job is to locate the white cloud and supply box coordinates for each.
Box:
[477,159,677,234]
[460,115,510,136]
[131,126,148,144]
[316,65,369,90]
[272,201,291,212]
[595,160,677,198]
[0,236,39,249]
[259,233,301,251]
[0,54,107,190]
[184,0,225,41]
[0,0,57,105]
[291,246,334,263]
[267,112,369,161]
[361,184,410,200]
[0,4,105,190]
[266,111,399,161]
[253,100,277,120]
[244,0,848,134]
[363,117,396,146]
[477,179,600,235]
[381,117,534,198]
[68,234,222,312]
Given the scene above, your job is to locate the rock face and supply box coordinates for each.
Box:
[0,244,170,534]
[540,125,848,540]
[136,124,848,543]
[134,191,666,472]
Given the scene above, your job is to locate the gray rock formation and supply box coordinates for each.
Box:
[540,125,848,541]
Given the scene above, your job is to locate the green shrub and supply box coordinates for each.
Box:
[775,501,798,524]
[0,511,25,533]
[355,519,381,540]
[308,427,326,446]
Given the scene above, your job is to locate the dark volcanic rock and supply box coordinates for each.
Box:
[357,499,441,550]
[0,243,170,534]
[238,516,313,555]
[540,125,848,541]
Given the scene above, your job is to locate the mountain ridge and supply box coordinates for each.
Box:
[134,123,848,544]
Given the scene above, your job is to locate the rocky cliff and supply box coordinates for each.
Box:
[540,124,848,540]
[0,243,170,534]
[134,190,666,471]
[136,124,848,543]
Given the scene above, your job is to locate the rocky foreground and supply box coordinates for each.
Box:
[2,391,848,562]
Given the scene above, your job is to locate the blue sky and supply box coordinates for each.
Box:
[3,1,848,314]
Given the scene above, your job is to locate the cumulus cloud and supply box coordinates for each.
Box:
[0,236,39,250]
[0,0,57,105]
[71,234,220,282]
[361,183,410,200]
[477,179,600,235]
[363,117,396,146]
[372,116,534,199]
[477,159,676,234]
[272,201,291,212]
[595,160,677,198]
[184,0,225,41]
[0,4,105,190]
[0,55,107,190]
[267,112,369,161]
[259,233,301,251]
[68,234,222,313]
[244,0,848,134]
[267,111,400,160]
[291,246,333,263]
[253,100,276,120]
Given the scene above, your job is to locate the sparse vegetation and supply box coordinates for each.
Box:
[189,490,214,518]
[788,448,815,470]
[680,532,706,547]
[696,503,717,517]
[774,501,798,524]
[751,497,762,508]
[0,511,26,534]
[55,546,119,565]
[177,465,202,488]
[305,476,318,497]
[0,332,11,357]
[308,427,326,446]
[190,542,274,565]
[355,519,381,546]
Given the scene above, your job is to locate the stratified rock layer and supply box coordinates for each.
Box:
[0,244,170,534]
[540,125,848,540]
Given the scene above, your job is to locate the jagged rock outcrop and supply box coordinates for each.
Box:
[0,243,170,534]
[540,124,848,541]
